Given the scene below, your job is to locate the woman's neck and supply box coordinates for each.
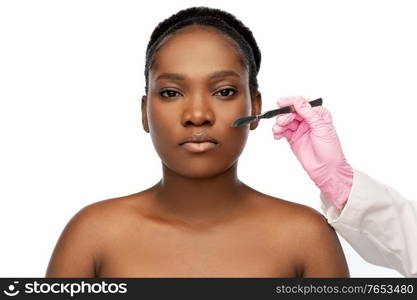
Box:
[151,162,250,225]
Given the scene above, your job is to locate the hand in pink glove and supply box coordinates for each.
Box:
[272,96,353,209]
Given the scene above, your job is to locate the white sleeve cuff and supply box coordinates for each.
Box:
[320,167,417,277]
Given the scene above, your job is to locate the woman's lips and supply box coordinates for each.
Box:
[180,141,218,153]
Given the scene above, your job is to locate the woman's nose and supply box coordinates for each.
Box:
[181,98,215,127]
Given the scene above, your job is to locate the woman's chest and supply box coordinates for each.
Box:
[97,219,299,277]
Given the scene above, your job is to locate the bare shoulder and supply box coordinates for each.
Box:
[247,189,329,233]
[46,189,152,277]
[247,190,349,277]
[72,188,155,236]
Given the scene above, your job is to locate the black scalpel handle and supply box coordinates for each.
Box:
[261,98,323,119]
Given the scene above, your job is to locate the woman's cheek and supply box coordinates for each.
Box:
[147,111,176,157]
[148,102,179,135]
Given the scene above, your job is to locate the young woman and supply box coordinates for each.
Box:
[46,6,349,277]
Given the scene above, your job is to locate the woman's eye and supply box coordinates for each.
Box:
[159,88,237,98]
[160,90,182,98]
[214,88,237,97]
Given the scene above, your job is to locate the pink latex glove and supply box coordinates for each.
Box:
[272,96,353,209]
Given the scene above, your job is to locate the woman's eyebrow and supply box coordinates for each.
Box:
[209,70,241,80]
[155,70,241,82]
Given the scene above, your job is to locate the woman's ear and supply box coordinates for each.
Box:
[250,91,262,130]
[141,95,149,133]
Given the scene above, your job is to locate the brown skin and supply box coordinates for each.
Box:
[46,25,349,277]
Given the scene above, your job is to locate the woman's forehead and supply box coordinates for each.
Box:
[151,69,245,85]
[150,26,247,82]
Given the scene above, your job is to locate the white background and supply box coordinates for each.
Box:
[1,0,416,277]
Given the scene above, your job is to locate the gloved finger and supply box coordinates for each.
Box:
[310,107,338,139]
[277,97,304,122]
[272,123,287,135]
[286,119,300,131]
[320,106,333,123]
[274,128,294,140]
[272,119,300,135]
[276,112,296,127]
[294,106,328,121]
[273,132,283,140]
[294,113,303,121]
[292,98,323,127]
[288,120,311,143]
[277,96,321,127]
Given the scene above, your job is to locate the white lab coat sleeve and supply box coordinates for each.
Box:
[320,168,417,277]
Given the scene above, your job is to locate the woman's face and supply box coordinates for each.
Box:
[142,25,261,179]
